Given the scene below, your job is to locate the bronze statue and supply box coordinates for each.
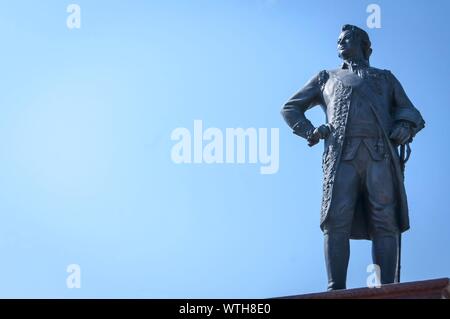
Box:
[281,25,425,290]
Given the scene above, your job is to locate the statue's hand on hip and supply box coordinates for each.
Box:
[307,125,330,147]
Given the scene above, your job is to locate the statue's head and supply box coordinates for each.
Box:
[337,24,372,62]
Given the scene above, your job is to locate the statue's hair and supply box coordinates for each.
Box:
[341,24,373,60]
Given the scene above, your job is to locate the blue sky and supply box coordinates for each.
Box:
[0,0,449,298]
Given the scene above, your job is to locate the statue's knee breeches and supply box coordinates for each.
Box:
[323,144,400,237]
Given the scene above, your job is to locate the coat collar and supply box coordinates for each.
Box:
[341,58,370,71]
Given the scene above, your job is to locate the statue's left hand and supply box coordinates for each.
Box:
[390,121,412,145]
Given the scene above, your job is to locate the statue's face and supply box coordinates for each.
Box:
[337,31,361,60]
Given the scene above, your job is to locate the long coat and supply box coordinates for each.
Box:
[281,65,425,239]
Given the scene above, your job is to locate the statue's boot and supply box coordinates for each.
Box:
[372,234,399,284]
[324,233,350,291]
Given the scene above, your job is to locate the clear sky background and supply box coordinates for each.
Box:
[0,0,448,298]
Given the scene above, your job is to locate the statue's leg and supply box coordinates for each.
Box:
[323,160,360,291]
[324,233,350,290]
[365,152,399,284]
[371,235,398,284]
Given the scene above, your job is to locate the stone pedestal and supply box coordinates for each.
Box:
[279,278,450,299]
